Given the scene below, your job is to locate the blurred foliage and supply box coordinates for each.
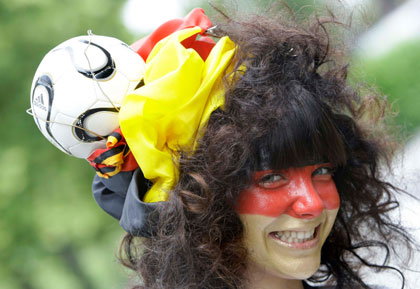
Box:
[2,0,419,288]
[0,0,134,288]
[354,40,420,136]
[184,0,320,18]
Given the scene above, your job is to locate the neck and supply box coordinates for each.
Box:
[245,262,305,289]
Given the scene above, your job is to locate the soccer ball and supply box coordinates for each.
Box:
[30,34,145,159]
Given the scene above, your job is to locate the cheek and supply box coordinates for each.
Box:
[313,181,340,210]
[235,181,340,217]
[235,186,293,216]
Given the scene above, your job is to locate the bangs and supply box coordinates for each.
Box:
[253,83,348,171]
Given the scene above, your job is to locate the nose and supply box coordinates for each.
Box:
[290,175,324,219]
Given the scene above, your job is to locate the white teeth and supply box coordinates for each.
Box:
[273,228,316,243]
[304,230,313,239]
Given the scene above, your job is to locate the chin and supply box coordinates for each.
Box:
[284,262,320,280]
[264,251,322,280]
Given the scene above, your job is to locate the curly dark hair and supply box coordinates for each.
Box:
[119,8,416,289]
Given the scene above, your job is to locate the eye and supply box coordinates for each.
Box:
[312,166,335,180]
[257,172,288,189]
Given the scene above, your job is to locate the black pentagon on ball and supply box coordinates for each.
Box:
[64,39,116,80]
[32,74,72,155]
[73,107,119,142]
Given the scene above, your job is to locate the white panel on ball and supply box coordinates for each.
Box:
[30,34,146,159]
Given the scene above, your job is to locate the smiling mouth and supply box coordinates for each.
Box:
[269,225,321,248]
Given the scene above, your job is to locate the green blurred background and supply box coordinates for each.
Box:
[1,0,419,288]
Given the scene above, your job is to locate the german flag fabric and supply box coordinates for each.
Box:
[87,128,138,178]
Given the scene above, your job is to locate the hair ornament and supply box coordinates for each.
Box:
[119,14,236,203]
[91,8,236,235]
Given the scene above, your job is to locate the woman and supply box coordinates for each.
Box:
[92,7,416,289]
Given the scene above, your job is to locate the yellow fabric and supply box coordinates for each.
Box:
[106,135,119,147]
[120,27,235,203]
[96,167,120,178]
[102,151,124,167]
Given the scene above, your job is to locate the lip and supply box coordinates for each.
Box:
[269,224,321,249]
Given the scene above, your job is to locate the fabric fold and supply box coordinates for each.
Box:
[120,27,236,203]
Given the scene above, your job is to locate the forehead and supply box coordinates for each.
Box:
[253,131,345,173]
[257,146,328,171]
[251,101,347,171]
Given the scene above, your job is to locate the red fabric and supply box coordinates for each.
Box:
[119,151,138,172]
[130,8,215,62]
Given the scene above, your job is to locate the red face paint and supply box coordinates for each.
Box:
[235,164,340,218]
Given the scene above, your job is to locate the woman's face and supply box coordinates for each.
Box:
[236,163,339,280]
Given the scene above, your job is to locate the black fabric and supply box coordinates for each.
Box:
[120,169,163,237]
[92,168,163,237]
[92,170,133,219]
